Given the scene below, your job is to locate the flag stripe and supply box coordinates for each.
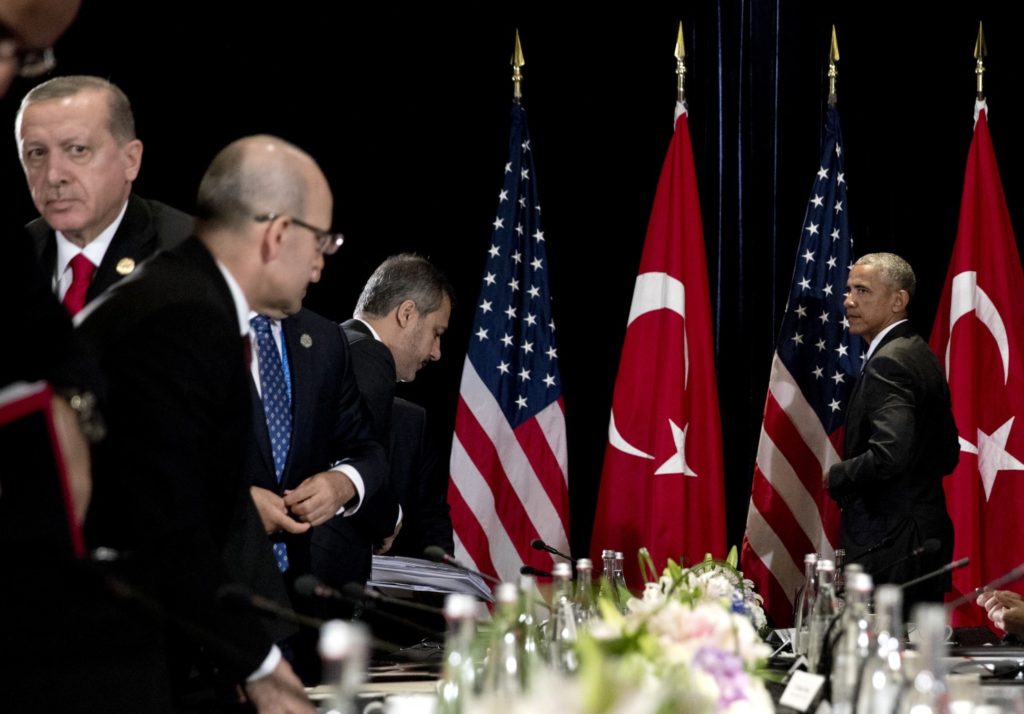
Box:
[457,361,569,551]
[741,530,798,625]
[447,478,498,578]
[450,426,524,580]
[767,355,842,473]
[454,394,536,567]
[749,464,817,567]
[513,404,569,534]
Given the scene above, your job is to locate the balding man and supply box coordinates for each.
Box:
[827,253,959,609]
[76,135,328,712]
[16,75,192,315]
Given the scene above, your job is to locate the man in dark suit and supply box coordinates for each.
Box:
[16,75,191,315]
[241,306,387,599]
[342,254,455,557]
[75,134,328,712]
[828,252,959,607]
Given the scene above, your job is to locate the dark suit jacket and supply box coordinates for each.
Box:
[242,310,387,593]
[828,321,959,601]
[341,320,452,555]
[341,318,397,448]
[387,398,455,557]
[28,193,193,305]
[76,237,274,695]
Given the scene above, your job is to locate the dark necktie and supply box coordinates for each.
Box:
[63,253,96,317]
[251,315,292,572]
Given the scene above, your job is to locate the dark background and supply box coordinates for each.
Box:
[4,1,1021,558]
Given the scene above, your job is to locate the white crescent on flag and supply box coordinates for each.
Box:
[608,272,689,459]
[946,270,1011,384]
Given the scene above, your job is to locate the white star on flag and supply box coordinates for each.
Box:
[653,420,698,477]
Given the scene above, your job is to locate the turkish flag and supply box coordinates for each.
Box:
[928,102,1024,627]
[591,104,726,587]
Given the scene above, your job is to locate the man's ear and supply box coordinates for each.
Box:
[893,289,909,313]
[259,215,288,263]
[122,139,143,182]
[395,299,418,328]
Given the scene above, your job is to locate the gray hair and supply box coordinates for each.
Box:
[195,136,307,231]
[16,75,136,144]
[855,252,916,299]
[355,254,454,318]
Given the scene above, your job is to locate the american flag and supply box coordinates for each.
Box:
[740,104,864,626]
[448,102,570,584]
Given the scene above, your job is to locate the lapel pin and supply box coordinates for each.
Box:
[115,257,135,275]
[300,334,313,348]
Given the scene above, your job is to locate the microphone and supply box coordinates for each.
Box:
[295,575,441,641]
[946,561,1024,611]
[217,583,324,629]
[520,565,552,578]
[340,582,445,617]
[846,535,896,564]
[423,546,501,585]
[870,538,940,577]
[294,573,345,602]
[898,557,969,590]
[531,538,572,561]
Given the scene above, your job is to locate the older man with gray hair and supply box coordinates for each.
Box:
[16,75,192,316]
[827,252,959,609]
[76,135,331,712]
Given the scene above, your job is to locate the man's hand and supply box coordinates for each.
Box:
[977,590,1024,635]
[375,520,402,555]
[243,659,314,714]
[250,486,310,536]
[283,470,356,526]
[998,591,1024,638]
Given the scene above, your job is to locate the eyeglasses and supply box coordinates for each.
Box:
[254,213,345,255]
[0,30,57,79]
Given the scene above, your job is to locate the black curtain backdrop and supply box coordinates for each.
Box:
[4,1,1020,562]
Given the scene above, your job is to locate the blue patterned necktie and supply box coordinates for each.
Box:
[251,315,292,572]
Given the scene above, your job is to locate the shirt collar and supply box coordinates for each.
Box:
[864,318,908,363]
[354,317,383,342]
[214,260,251,337]
[54,199,129,278]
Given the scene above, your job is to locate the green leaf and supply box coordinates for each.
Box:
[727,545,739,568]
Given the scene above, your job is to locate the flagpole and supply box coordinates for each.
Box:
[675,21,686,106]
[974,22,987,101]
[512,29,525,104]
[828,25,839,107]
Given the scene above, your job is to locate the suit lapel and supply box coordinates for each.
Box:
[88,195,158,300]
[845,321,915,448]
[282,315,315,490]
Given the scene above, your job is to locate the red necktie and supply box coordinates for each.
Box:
[63,254,96,317]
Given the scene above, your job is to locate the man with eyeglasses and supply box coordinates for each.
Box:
[16,75,192,317]
[236,225,389,681]
[74,135,338,712]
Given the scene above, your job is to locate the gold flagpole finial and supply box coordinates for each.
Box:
[675,21,687,104]
[512,29,526,103]
[828,25,840,106]
[974,22,987,101]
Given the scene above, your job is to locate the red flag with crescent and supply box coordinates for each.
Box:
[591,104,726,587]
[928,102,1024,626]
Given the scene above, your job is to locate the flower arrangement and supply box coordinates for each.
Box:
[575,547,774,713]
